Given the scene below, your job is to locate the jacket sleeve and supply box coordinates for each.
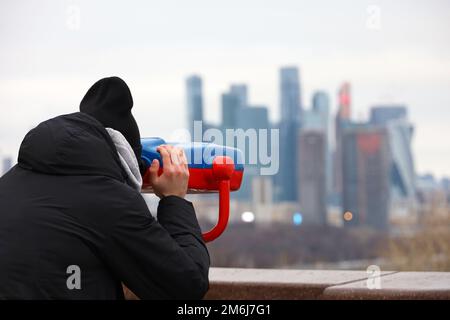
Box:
[101,193,210,300]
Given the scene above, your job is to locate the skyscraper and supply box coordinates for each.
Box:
[298,130,327,225]
[280,67,301,123]
[370,106,407,126]
[276,67,302,202]
[235,105,270,201]
[221,84,248,130]
[230,84,248,108]
[312,91,330,116]
[370,105,416,201]
[333,82,352,204]
[337,82,351,120]
[186,75,204,141]
[312,91,332,198]
[237,106,269,130]
[221,92,240,130]
[342,125,391,230]
[252,176,274,224]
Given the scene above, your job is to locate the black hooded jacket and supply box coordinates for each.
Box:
[0,112,210,299]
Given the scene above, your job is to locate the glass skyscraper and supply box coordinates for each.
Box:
[370,106,407,126]
[186,75,204,141]
[342,125,391,230]
[298,129,327,225]
[221,84,248,130]
[370,105,416,200]
[333,82,352,205]
[276,67,302,202]
[235,106,270,201]
[280,67,301,123]
[312,91,332,199]
[230,84,248,108]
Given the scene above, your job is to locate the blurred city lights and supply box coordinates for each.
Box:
[293,212,303,226]
[343,211,353,221]
[241,211,255,223]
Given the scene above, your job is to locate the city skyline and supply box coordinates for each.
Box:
[1,68,448,182]
[185,68,415,229]
[1,0,449,178]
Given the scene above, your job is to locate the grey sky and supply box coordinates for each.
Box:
[1,0,449,177]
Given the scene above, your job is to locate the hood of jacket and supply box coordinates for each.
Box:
[18,112,127,182]
[79,76,146,175]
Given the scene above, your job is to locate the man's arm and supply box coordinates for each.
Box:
[103,144,210,299]
[102,192,210,300]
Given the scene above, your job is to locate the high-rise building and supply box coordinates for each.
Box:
[221,83,249,131]
[337,82,351,120]
[333,82,352,204]
[276,67,302,202]
[342,125,391,230]
[237,105,269,130]
[388,120,416,200]
[252,176,273,224]
[302,109,323,129]
[230,84,248,108]
[369,105,416,201]
[186,75,204,141]
[370,106,407,126]
[312,91,332,198]
[221,92,240,130]
[312,91,330,115]
[234,105,270,201]
[280,67,301,123]
[298,130,327,225]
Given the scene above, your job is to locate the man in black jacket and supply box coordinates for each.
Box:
[0,77,210,299]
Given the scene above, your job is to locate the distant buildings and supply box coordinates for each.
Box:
[369,105,416,201]
[235,105,270,201]
[298,91,330,226]
[311,91,332,198]
[370,106,407,126]
[336,103,413,230]
[275,67,302,202]
[184,68,421,231]
[237,106,269,130]
[221,91,241,130]
[186,75,204,141]
[229,84,248,108]
[342,126,391,230]
[298,130,327,225]
[280,67,302,123]
[219,82,271,202]
[333,82,352,205]
[221,84,249,130]
[251,176,273,224]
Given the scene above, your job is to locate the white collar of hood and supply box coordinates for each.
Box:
[105,127,142,191]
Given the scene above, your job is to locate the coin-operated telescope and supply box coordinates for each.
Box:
[140,138,244,242]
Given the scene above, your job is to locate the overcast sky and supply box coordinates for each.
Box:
[1,0,449,177]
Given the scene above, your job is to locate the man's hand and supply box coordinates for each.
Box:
[148,145,189,199]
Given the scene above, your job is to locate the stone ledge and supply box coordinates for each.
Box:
[123,267,450,300]
[321,271,450,300]
[204,268,450,300]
